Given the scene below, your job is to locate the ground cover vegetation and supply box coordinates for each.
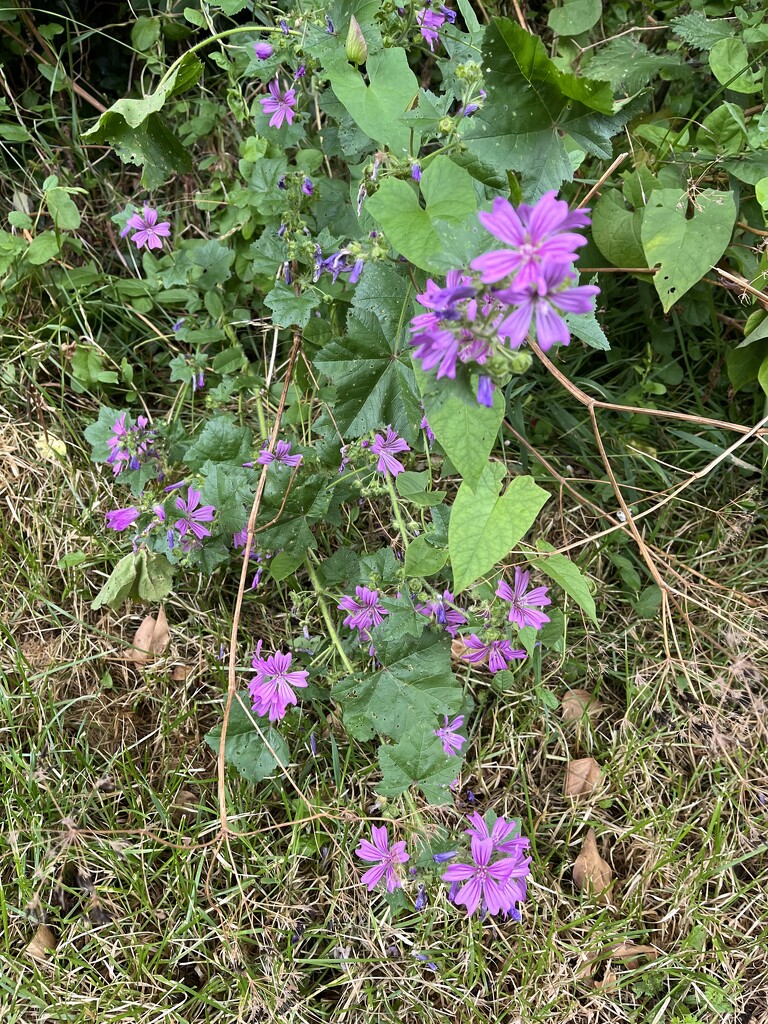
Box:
[0,0,767,1020]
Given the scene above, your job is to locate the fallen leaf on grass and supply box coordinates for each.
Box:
[169,663,192,681]
[562,689,603,724]
[126,606,169,665]
[578,939,659,989]
[573,828,613,902]
[565,757,603,797]
[25,924,57,961]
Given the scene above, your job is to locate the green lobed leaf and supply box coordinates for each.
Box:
[525,540,597,624]
[183,417,253,471]
[204,697,290,782]
[199,462,253,535]
[366,157,481,274]
[313,263,421,440]
[640,188,737,312]
[463,18,624,196]
[264,283,320,328]
[377,732,459,805]
[449,465,550,593]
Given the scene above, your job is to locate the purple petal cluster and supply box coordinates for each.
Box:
[415,5,454,51]
[260,78,296,128]
[496,567,551,630]
[174,487,216,541]
[257,439,303,467]
[370,427,410,477]
[106,413,159,476]
[416,589,467,636]
[313,246,364,285]
[434,714,465,756]
[437,812,531,918]
[338,586,388,646]
[105,506,141,531]
[249,643,309,722]
[121,205,171,250]
[460,634,527,673]
[355,825,410,892]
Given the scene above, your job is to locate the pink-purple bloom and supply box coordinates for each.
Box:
[254,41,274,60]
[496,568,551,630]
[248,643,309,722]
[257,440,303,467]
[434,714,465,756]
[416,590,467,636]
[416,8,445,50]
[441,834,530,917]
[338,586,388,637]
[494,263,600,352]
[173,487,215,540]
[105,412,158,475]
[260,78,296,128]
[355,825,410,892]
[120,205,171,251]
[460,635,527,673]
[464,812,531,857]
[471,192,591,287]
[105,506,141,531]
[370,426,410,477]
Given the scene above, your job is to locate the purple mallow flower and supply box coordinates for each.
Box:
[411,163,422,182]
[460,89,486,116]
[260,78,296,128]
[355,825,409,892]
[249,643,309,722]
[496,567,551,630]
[433,851,457,864]
[420,415,435,445]
[301,178,313,196]
[417,589,467,636]
[173,486,215,541]
[434,714,465,756]
[370,426,410,477]
[257,440,303,468]
[494,263,599,352]
[471,192,591,287]
[121,205,171,251]
[254,42,274,60]
[416,8,446,50]
[464,812,531,857]
[105,413,158,476]
[460,635,527,673]
[105,506,141,531]
[338,586,388,637]
[441,835,530,917]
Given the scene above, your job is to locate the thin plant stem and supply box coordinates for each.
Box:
[304,557,354,674]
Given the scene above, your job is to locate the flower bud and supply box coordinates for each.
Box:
[508,350,533,375]
[345,16,368,64]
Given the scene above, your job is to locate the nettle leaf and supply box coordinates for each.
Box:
[464,18,624,196]
[366,157,482,274]
[323,47,419,151]
[183,417,252,471]
[205,696,289,782]
[417,367,504,490]
[526,541,597,624]
[641,188,737,312]
[449,465,550,593]
[377,732,459,805]
[671,12,737,50]
[331,611,462,742]
[565,309,609,351]
[313,263,421,440]
[585,38,686,96]
[81,52,203,188]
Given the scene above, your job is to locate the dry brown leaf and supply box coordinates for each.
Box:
[562,688,603,724]
[25,924,57,961]
[451,637,473,662]
[565,756,603,797]
[170,663,192,682]
[573,828,613,902]
[607,941,658,967]
[126,606,169,665]
[579,940,659,988]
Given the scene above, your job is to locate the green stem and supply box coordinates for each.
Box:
[384,473,410,551]
[304,558,354,674]
[157,25,289,89]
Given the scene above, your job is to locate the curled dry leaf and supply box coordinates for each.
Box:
[573,828,613,903]
[562,688,603,724]
[126,606,170,665]
[578,939,659,988]
[25,924,57,961]
[565,756,603,797]
[169,662,192,682]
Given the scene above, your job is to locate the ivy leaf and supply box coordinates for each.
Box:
[323,47,419,152]
[525,541,597,624]
[313,264,421,440]
[377,732,459,805]
[449,465,550,593]
[463,18,624,196]
[641,188,737,312]
[366,156,481,273]
[204,696,289,782]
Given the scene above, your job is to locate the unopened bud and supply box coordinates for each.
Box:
[345,16,368,64]
[508,350,533,375]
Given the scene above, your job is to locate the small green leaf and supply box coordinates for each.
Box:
[264,282,320,328]
[396,471,446,507]
[92,553,138,610]
[526,541,597,624]
[26,231,61,265]
[131,15,161,52]
[45,187,81,230]
[548,0,602,37]
[205,696,289,782]
[641,189,737,312]
[136,552,175,602]
[709,38,761,94]
[449,466,550,593]
[269,551,305,582]
[404,535,448,577]
[592,189,646,268]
